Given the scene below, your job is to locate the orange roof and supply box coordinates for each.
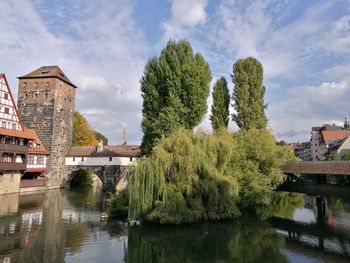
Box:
[0,127,36,139]
[26,129,48,155]
[321,130,350,145]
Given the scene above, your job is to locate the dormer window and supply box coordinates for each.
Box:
[4,93,8,100]
[1,121,6,128]
[4,107,9,114]
[11,123,16,130]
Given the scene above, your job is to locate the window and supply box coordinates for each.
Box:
[23,82,27,88]
[11,123,16,130]
[1,121,6,128]
[45,93,48,99]
[37,157,44,165]
[35,82,38,87]
[45,82,49,86]
[81,157,84,162]
[25,94,28,99]
[35,94,38,99]
[27,155,34,164]
[109,157,112,161]
[4,107,9,114]
[129,157,133,162]
[4,93,8,100]
[73,157,75,162]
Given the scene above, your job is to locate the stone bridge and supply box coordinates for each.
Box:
[281,161,350,176]
[65,144,139,189]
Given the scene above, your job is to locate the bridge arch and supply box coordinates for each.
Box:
[66,165,127,189]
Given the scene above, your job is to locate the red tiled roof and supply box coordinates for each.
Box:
[67,145,140,157]
[0,127,37,139]
[26,129,48,155]
[321,130,350,145]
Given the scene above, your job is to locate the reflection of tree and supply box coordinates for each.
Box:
[258,192,304,219]
[65,187,103,210]
[127,217,288,263]
[328,197,350,217]
[65,224,89,254]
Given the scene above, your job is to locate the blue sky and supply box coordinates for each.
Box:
[1,0,350,144]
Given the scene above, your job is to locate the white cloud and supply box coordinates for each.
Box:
[0,0,146,144]
[207,0,337,79]
[162,0,208,40]
[325,15,350,54]
[268,81,350,142]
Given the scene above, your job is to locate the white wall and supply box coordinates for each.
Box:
[65,156,135,166]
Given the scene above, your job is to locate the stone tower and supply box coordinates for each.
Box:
[17,66,76,188]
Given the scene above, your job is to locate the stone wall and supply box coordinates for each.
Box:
[18,77,75,188]
[0,172,21,195]
[66,165,128,189]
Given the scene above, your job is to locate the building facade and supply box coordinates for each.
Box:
[310,124,350,161]
[0,73,36,194]
[17,66,76,188]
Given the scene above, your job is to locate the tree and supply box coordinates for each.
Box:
[128,128,296,224]
[231,57,268,130]
[210,77,230,131]
[72,112,98,146]
[140,39,212,155]
[95,131,108,145]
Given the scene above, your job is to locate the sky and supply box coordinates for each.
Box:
[1,0,350,144]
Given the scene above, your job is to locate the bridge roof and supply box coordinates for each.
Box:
[281,161,350,175]
[67,145,139,158]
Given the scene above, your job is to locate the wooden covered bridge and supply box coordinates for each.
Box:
[279,161,350,197]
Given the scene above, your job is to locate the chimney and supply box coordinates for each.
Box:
[96,140,103,153]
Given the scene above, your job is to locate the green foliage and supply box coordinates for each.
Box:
[70,170,94,188]
[95,131,108,145]
[140,39,212,155]
[210,77,230,131]
[276,140,287,146]
[341,153,350,161]
[129,128,295,224]
[107,190,129,219]
[232,57,268,130]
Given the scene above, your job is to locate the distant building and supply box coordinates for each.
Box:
[327,136,350,160]
[310,120,350,161]
[292,142,312,161]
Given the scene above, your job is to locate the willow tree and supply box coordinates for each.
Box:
[210,77,230,131]
[232,57,268,130]
[129,128,295,224]
[140,40,212,155]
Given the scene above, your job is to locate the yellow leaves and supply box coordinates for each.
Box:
[72,112,98,146]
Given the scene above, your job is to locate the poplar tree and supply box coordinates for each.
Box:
[231,57,267,130]
[140,40,211,155]
[210,77,230,131]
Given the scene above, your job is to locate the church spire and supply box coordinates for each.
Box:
[344,114,350,129]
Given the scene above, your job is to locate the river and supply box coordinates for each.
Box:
[0,188,350,263]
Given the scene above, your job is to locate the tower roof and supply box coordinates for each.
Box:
[18,65,77,88]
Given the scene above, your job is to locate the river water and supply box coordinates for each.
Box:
[0,188,350,263]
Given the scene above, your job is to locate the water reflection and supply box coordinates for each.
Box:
[127,218,288,263]
[0,188,350,262]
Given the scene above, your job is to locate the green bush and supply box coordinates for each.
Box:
[108,190,129,219]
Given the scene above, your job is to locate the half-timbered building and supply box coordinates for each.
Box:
[0,73,35,194]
